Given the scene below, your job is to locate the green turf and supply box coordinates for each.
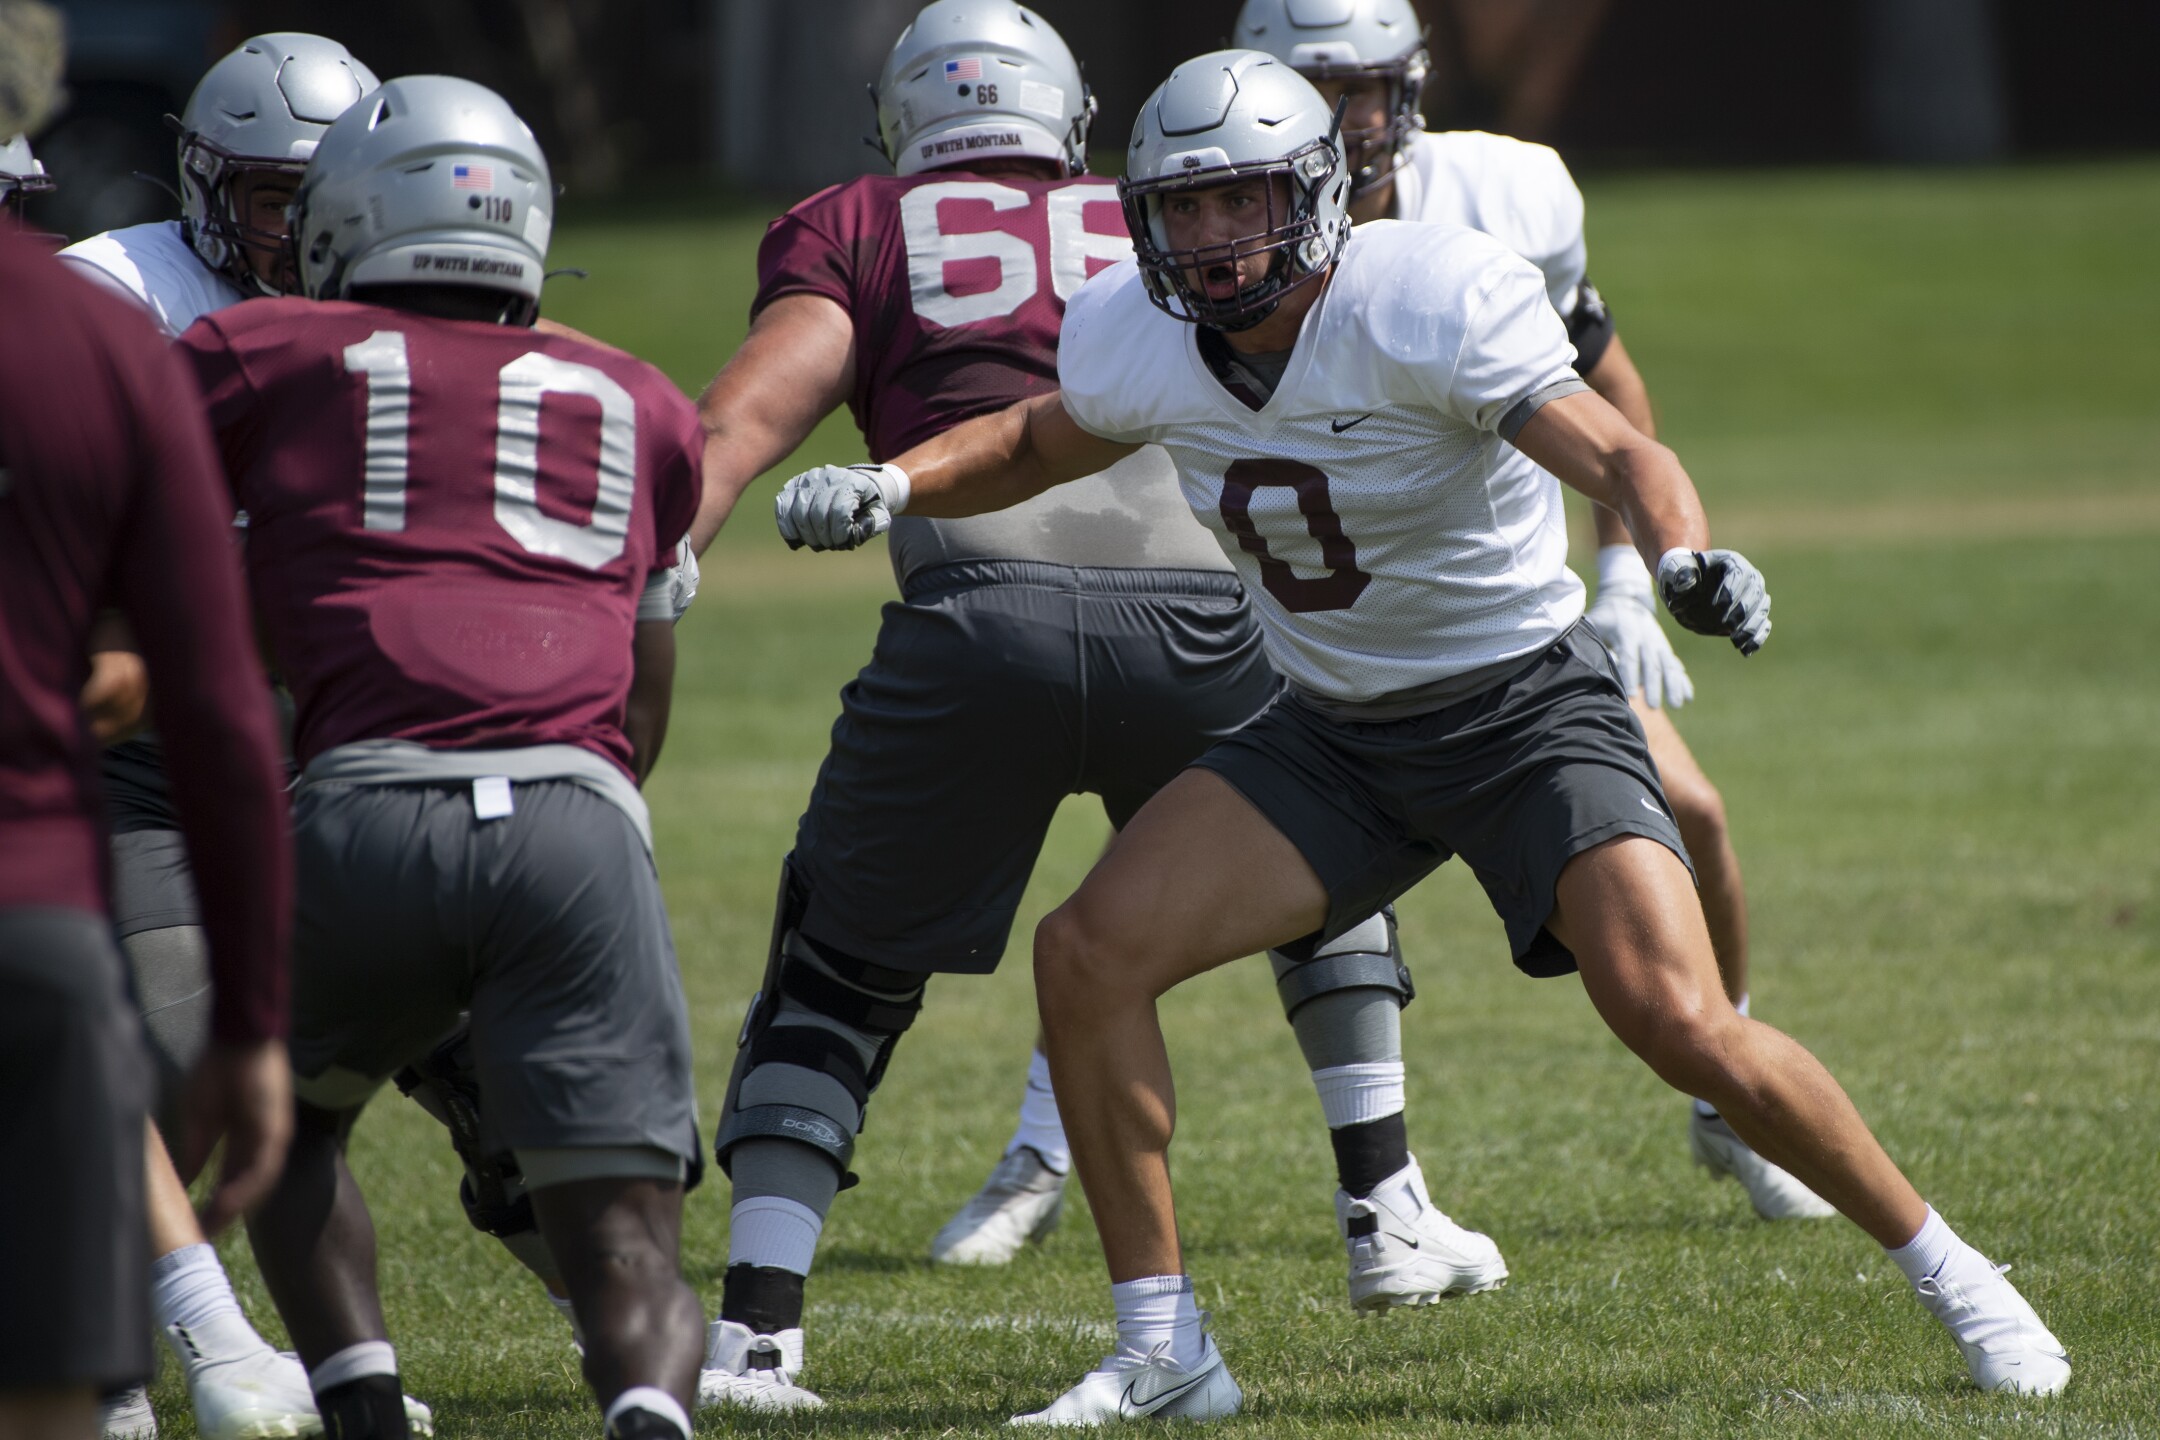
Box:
[161,160,2159,1436]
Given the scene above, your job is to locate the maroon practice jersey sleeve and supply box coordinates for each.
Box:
[0,231,292,1043]
[753,172,1130,459]
[177,299,702,778]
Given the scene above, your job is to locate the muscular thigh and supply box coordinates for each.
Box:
[792,583,1083,973]
[1059,767,1330,996]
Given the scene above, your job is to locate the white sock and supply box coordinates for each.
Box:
[1311,1061,1405,1130]
[1005,1049,1071,1175]
[727,1195,825,1276]
[309,1340,398,1396]
[603,1386,689,1440]
[1694,993,1750,1120]
[150,1242,247,1336]
[1110,1274,1204,1369]
[1887,1205,1960,1285]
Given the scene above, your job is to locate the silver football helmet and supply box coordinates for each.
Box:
[1233,0,1429,198]
[874,0,1095,177]
[293,76,553,325]
[175,33,378,295]
[0,132,53,208]
[1119,50,1350,331]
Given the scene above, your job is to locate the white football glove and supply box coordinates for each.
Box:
[1658,546,1772,657]
[774,462,909,552]
[636,538,701,624]
[1586,545,1694,709]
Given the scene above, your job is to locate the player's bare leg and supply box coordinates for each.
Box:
[1549,835,2068,1394]
[248,1101,410,1439]
[1631,703,1834,1218]
[1633,704,1748,1002]
[1034,769,1328,1285]
[529,1177,702,1433]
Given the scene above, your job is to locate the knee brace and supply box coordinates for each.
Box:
[1269,905,1413,1020]
[392,1024,548,1265]
[714,857,925,1190]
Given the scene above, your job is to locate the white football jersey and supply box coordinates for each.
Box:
[1389,130,1588,316]
[1059,221,1587,704]
[58,221,245,339]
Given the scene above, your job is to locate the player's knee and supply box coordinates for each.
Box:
[715,922,924,1190]
[1033,898,1129,1010]
[1623,998,1750,1100]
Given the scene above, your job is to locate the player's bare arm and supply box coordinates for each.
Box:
[901,392,1137,517]
[773,392,1136,552]
[625,620,676,784]
[1512,388,1705,560]
[692,292,857,551]
[1513,390,1770,655]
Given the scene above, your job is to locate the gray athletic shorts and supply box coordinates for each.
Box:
[1192,623,1694,978]
[794,561,1278,974]
[289,779,698,1179]
[109,829,210,1133]
[0,907,151,1388]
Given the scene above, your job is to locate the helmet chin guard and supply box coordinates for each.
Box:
[1233,0,1430,199]
[1118,51,1351,332]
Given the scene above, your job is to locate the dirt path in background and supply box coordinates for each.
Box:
[1713,489,2160,548]
[700,488,2160,599]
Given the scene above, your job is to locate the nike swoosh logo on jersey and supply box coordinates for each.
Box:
[1330,413,1375,433]
[1123,1366,1210,1412]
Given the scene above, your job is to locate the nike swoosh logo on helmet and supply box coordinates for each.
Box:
[1330,413,1375,434]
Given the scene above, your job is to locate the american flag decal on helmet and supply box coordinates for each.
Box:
[943,57,983,83]
[452,164,494,190]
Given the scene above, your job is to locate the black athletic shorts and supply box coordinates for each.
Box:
[288,778,699,1177]
[1191,623,1694,978]
[793,561,1277,974]
[0,907,151,1388]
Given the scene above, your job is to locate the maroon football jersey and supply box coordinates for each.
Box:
[178,300,702,777]
[755,172,1130,460]
[0,231,290,1041]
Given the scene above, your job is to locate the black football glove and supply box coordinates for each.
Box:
[1656,548,1771,657]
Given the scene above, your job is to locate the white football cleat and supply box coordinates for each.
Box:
[1913,1260,2071,1396]
[1340,1156,1508,1312]
[1688,1111,1837,1220]
[1009,1336,1241,1427]
[697,1320,823,1412]
[99,1385,158,1439]
[930,1146,1066,1266]
[163,1318,433,1439]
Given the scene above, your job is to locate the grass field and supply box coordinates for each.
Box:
[163,160,2159,1437]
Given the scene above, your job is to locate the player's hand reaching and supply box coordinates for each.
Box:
[1586,545,1694,709]
[178,1038,294,1235]
[775,463,910,551]
[1657,548,1771,657]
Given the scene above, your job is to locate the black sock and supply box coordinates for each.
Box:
[314,1374,409,1440]
[721,1262,806,1335]
[606,1408,688,1440]
[1330,1112,1411,1199]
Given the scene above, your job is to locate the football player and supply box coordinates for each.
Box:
[49,36,433,1440]
[1230,0,1825,1222]
[1,13,293,1438]
[688,0,1502,1411]
[776,51,2071,1420]
[177,75,708,1440]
